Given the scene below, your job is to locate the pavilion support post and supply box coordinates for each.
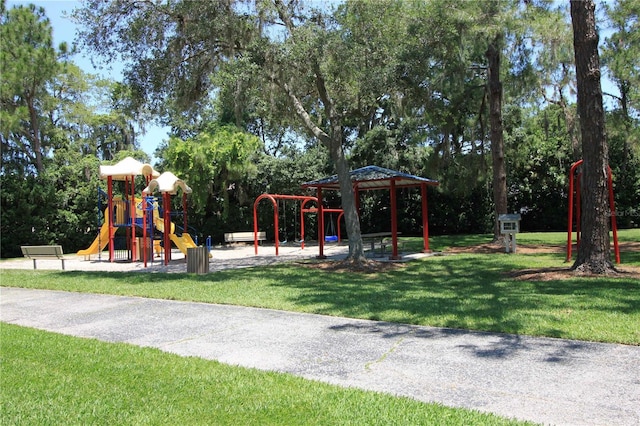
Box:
[390,179,400,260]
[421,183,430,252]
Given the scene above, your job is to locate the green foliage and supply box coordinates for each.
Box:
[159,124,262,226]
[505,105,573,230]
[0,147,101,258]
[0,2,59,173]
[602,0,640,115]
[607,111,640,227]
[2,0,637,256]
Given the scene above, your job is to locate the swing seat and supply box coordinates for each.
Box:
[325,235,338,242]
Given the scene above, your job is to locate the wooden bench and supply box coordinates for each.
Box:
[20,245,67,270]
[224,231,266,244]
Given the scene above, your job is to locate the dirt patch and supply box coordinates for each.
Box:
[444,241,640,281]
[444,241,640,255]
[507,266,640,281]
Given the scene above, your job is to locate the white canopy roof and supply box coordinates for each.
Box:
[143,171,192,195]
[99,157,160,180]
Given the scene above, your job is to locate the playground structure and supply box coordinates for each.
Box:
[143,171,202,266]
[253,166,439,260]
[77,157,200,266]
[566,159,620,264]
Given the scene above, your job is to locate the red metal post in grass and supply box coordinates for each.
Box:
[567,160,620,263]
[390,179,400,260]
[421,182,430,253]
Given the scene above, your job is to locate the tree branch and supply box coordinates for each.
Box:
[270,72,331,145]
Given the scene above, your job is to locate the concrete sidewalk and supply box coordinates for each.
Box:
[2,287,638,425]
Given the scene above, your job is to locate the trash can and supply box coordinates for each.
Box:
[138,237,153,261]
[187,246,209,274]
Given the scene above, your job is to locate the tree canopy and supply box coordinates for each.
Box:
[0,0,637,265]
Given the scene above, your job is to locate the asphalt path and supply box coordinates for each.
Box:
[2,287,639,426]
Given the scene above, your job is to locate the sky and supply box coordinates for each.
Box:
[7,0,170,161]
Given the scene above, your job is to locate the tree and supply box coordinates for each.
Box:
[0,2,60,174]
[602,0,640,170]
[74,0,417,262]
[602,0,640,121]
[570,0,615,274]
[158,124,262,221]
[527,2,581,161]
[486,33,508,240]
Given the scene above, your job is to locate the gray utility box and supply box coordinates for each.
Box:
[498,214,521,253]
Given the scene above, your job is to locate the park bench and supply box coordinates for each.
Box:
[20,245,67,270]
[224,231,266,244]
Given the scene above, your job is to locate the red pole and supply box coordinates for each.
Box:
[130,176,137,262]
[421,183,430,252]
[164,192,171,265]
[108,176,114,262]
[274,197,280,256]
[183,192,188,234]
[253,196,260,255]
[300,200,305,249]
[142,195,148,268]
[317,188,325,259]
[576,173,581,247]
[390,179,400,260]
[567,160,582,262]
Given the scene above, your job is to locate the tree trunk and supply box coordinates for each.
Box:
[328,135,365,261]
[486,36,508,240]
[278,74,367,262]
[27,94,44,174]
[570,0,615,274]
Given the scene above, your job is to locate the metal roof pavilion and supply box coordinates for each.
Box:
[301,165,439,260]
[301,165,439,191]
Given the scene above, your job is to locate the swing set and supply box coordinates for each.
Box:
[253,193,344,256]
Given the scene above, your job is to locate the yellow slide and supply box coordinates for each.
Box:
[169,233,198,255]
[77,220,116,256]
[154,218,209,257]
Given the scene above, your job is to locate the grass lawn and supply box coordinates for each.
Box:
[2,324,530,425]
[1,230,637,425]
[2,230,639,344]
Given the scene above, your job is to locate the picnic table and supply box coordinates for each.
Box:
[361,232,402,257]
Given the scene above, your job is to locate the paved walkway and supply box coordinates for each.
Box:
[2,287,639,426]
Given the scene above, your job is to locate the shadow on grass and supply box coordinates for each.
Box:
[5,251,639,344]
